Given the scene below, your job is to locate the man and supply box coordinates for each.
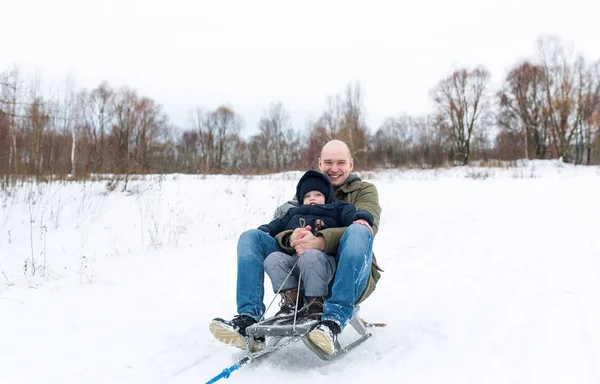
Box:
[210,139,382,355]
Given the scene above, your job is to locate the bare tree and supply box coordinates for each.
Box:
[110,87,140,185]
[178,129,200,172]
[54,74,78,177]
[26,77,51,178]
[134,96,167,172]
[431,67,491,165]
[190,105,242,173]
[0,67,22,181]
[281,126,303,170]
[371,115,416,167]
[339,82,369,163]
[212,106,242,172]
[537,37,584,162]
[256,102,293,172]
[575,60,600,164]
[498,62,549,159]
[190,107,212,172]
[305,121,330,169]
[82,82,115,173]
[425,113,453,166]
[222,133,247,172]
[593,112,600,160]
[0,107,8,182]
[319,95,344,140]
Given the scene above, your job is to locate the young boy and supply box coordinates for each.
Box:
[258,170,374,317]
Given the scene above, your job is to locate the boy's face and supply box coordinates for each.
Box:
[303,190,326,205]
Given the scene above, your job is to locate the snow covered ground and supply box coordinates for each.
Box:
[1,161,599,384]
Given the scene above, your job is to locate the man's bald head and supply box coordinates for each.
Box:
[320,139,352,160]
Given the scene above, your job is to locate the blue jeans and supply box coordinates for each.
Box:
[236,229,280,320]
[236,224,373,328]
[322,224,373,327]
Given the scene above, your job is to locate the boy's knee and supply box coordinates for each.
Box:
[264,252,283,269]
[299,249,323,262]
[298,250,331,271]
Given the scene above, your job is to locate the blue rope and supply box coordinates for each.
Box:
[205,357,250,384]
[205,363,240,384]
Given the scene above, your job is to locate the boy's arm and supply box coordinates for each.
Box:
[258,210,293,236]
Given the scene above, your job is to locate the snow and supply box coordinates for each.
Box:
[1,161,599,384]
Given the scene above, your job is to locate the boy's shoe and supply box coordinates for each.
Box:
[209,315,263,351]
[308,320,341,355]
[304,296,325,317]
[274,288,303,317]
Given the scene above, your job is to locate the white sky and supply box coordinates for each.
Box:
[2,0,599,136]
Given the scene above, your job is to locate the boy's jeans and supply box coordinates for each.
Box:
[236,224,373,328]
[264,250,336,297]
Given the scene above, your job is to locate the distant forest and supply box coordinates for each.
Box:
[1,36,599,184]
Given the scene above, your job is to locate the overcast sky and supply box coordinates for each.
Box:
[2,0,599,136]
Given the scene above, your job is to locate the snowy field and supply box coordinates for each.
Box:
[1,161,600,384]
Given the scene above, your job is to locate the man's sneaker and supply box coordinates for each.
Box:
[304,297,324,317]
[209,315,263,351]
[274,288,303,317]
[308,320,341,355]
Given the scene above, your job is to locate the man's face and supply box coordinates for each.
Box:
[318,147,354,187]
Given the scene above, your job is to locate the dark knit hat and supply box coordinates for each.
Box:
[296,170,334,203]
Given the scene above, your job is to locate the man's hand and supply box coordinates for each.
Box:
[353,219,374,235]
[290,227,326,256]
[290,225,311,243]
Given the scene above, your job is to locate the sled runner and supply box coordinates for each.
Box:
[207,306,382,383]
[245,306,372,361]
[207,261,386,382]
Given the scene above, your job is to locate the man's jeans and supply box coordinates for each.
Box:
[236,224,374,328]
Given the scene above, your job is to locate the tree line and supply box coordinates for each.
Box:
[1,36,599,184]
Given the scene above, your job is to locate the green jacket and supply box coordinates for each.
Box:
[274,174,383,304]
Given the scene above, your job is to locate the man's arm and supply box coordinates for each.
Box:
[316,182,381,254]
[274,229,297,254]
[351,183,381,234]
[272,199,299,220]
[338,201,374,227]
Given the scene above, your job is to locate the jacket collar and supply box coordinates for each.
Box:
[335,173,362,193]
